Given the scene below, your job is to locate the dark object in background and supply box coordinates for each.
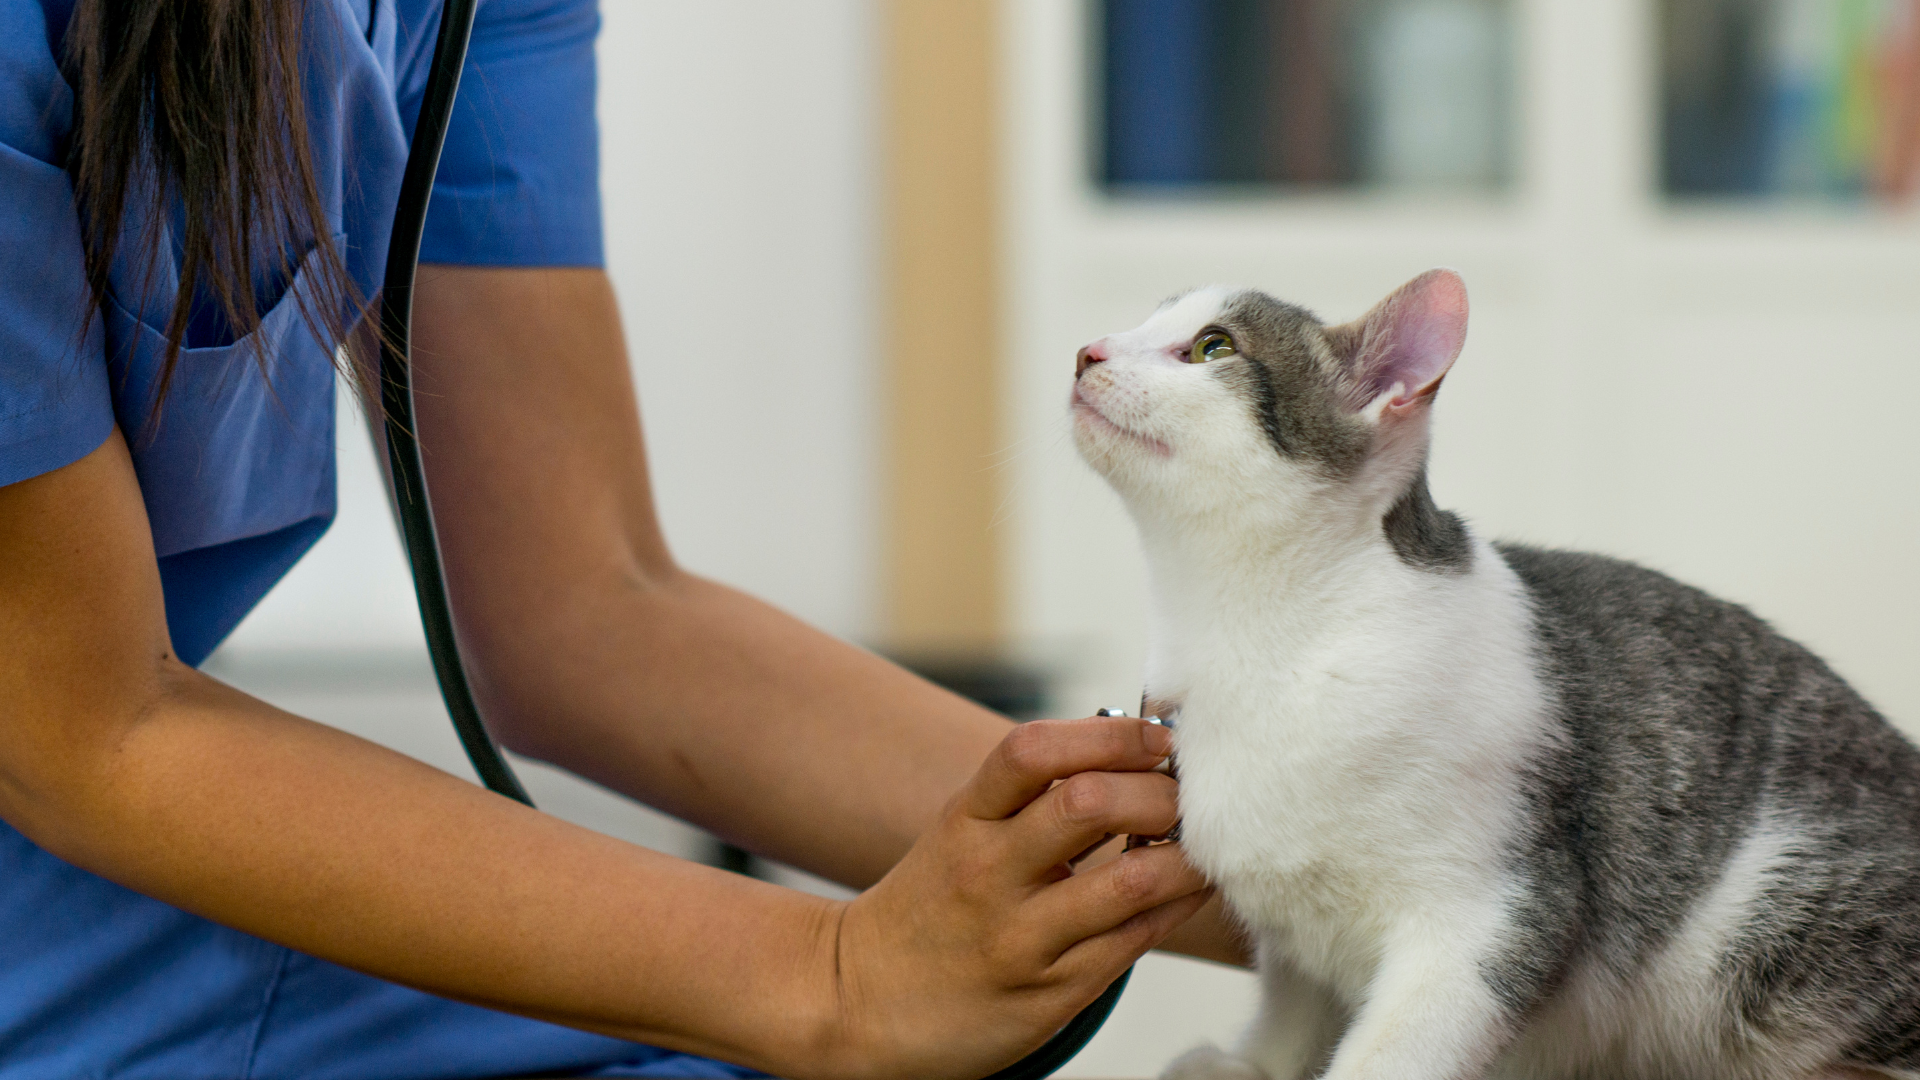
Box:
[1658,0,1920,203]
[705,839,762,878]
[893,653,1053,721]
[1098,0,1513,191]
[1662,0,1772,195]
[1103,0,1298,183]
[1103,0,1219,182]
[1102,0,1356,185]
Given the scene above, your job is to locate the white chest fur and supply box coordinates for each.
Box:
[1142,535,1554,997]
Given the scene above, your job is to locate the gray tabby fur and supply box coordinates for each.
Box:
[1495,543,1920,1072]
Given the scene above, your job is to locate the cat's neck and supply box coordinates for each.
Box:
[1139,516,1406,635]
[1131,478,1487,657]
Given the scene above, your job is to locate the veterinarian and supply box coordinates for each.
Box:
[0,1,1241,1076]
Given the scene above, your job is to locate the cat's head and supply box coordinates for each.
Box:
[1069,270,1468,542]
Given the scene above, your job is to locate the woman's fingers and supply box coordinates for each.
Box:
[961,717,1173,821]
[1002,769,1182,879]
[1068,834,1117,868]
[821,715,1206,1080]
[1046,883,1218,991]
[1024,842,1212,956]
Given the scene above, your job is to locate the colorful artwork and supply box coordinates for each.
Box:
[1664,0,1920,203]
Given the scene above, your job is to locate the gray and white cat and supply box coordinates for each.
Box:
[1070,270,1920,1080]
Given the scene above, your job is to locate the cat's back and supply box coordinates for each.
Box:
[1494,543,1920,1072]
[1494,541,1920,808]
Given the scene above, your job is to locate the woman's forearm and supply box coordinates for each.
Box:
[474,566,1011,888]
[472,568,1254,967]
[408,265,1251,964]
[18,660,844,1070]
[406,265,1009,887]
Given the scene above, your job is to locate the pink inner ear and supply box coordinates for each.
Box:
[1355,269,1469,406]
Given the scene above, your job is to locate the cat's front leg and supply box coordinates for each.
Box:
[1239,948,1347,1080]
[1317,927,1516,1080]
[1161,951,1346,1080]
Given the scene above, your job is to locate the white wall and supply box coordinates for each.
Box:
[595,1,880,641]
[226,0,881,654]
[1007,2,1920,1074]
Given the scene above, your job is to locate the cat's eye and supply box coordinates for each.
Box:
[1188,331,1237,364]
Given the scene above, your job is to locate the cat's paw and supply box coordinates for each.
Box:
[1161,1044,1271,1080]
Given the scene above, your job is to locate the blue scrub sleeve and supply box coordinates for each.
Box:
[0,2,113,490]
[417,0,604,267]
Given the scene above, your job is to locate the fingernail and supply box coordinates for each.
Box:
[1144,722,1174,757]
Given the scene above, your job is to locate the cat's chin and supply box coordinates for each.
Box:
[1070,390,1172,459]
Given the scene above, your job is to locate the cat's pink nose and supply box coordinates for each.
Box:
[1075,340,1109,377]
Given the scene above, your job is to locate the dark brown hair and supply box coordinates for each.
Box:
[65,0,358,411]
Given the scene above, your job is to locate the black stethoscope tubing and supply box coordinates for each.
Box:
[378,0,528,805]
[376,5,1127,1074]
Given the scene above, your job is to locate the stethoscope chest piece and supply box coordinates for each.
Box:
[1093,706,1180,852]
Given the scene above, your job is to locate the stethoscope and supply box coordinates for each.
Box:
[376,3,1128,1074]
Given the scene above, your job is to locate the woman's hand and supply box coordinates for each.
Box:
[812,715,1211,1080]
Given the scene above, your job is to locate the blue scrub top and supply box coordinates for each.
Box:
[0,1,759,1075]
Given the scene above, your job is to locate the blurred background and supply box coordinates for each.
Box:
[209,0,1920,1074]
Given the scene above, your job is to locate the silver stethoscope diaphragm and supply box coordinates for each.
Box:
[1093,706,1180,850]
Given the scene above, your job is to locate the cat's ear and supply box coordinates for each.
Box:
[1325,269,1468,421]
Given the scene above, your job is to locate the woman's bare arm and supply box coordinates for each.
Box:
[405,265,1247,965]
